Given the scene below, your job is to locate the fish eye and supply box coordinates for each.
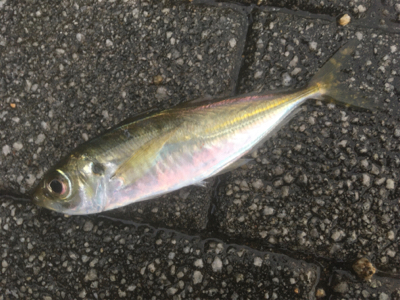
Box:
[91,162,105,175]
[49,179,65,194]
[46,169,71,198]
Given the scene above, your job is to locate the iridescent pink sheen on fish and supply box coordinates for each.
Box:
[32,40,374,215]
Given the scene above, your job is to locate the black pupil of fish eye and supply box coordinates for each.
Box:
[92,162,105,175]
[50,179,63,194]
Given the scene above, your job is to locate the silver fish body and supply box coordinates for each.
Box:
[88,88,317,212]
[32,40,374,215]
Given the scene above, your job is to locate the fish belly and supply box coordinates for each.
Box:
[105,94,304,211]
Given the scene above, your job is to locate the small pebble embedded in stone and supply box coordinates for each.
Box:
[338,14,351,26]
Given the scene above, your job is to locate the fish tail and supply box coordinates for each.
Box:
[309,39,376,111]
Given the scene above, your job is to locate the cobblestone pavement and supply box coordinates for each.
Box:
[1,0,399,299]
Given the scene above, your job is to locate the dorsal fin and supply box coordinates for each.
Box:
[173,93,234,110]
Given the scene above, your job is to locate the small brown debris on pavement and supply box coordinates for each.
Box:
[353,257,376,281]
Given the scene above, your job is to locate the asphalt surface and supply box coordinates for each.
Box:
[1,0,399,299]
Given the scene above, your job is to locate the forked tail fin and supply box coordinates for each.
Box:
[309,39,376,111]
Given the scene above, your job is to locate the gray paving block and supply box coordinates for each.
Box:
[380,0,400,23]
[0,200,320,299]
[214,8,400,274]
[0,0,247,229]
[0,0,399,298]
[217,0,371,18]
[330,270,400,299]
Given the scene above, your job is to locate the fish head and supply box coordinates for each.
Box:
[32,152,107,215]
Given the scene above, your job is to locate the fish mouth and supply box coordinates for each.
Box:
[32,194,60,212]
[32,195,50,210]
[32,194,43,206]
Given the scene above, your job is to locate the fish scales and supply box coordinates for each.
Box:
[32,40,376,215]
[88,88,317,211]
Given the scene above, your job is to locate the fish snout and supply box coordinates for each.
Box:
[32,194,45,207]
[32,194,61,212]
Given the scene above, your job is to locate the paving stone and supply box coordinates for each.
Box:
[0,0,399,298]
[0,0,248,230]
[329,271,400,300]
[0,201,320,299]
[219,0,371,18]
[215,7,400,274]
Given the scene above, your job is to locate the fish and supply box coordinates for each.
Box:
[32,40,375,215]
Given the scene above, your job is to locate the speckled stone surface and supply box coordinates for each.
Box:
[220,0,372,18]
[215,6,400,273]
[0,0,248,231]
[0,203,320,299]
[330,271,400,299]
[1,0,399,299]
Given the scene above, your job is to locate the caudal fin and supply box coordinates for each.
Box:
[309,39,376,111]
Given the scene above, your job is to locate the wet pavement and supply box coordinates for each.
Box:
[1,0,399,299]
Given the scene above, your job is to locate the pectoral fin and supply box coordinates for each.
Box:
[111,128,177,182]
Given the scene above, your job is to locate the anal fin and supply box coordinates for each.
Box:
[192,180,208,188]
[214,158,253,177]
